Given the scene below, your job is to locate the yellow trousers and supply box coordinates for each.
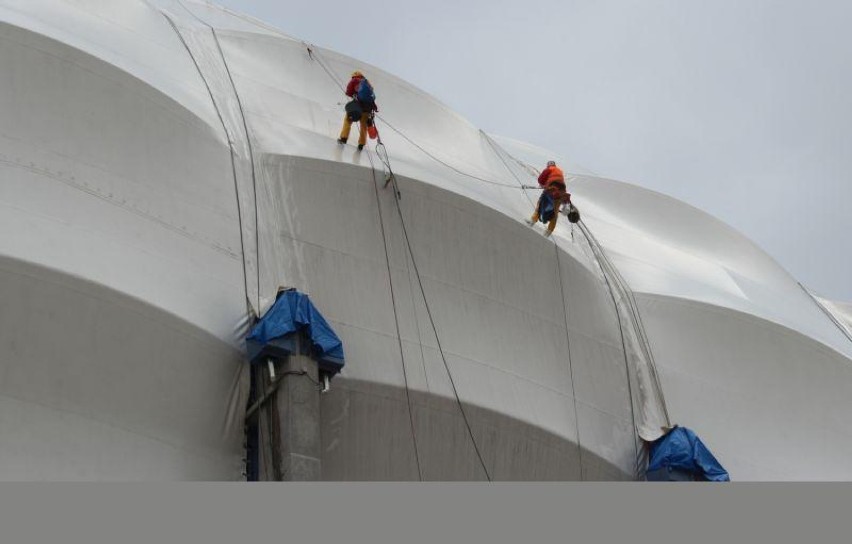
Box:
[339,112,369,146]
[530,194,562,233]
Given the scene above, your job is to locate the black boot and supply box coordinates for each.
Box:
[337,138,347,145]
[357,144,364,151]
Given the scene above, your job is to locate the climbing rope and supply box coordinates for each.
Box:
[305,43,537,193]
[305,43,493,480]
[366,149,424,480]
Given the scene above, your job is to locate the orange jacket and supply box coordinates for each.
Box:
[538,166,565,196]
[538,165,565,188]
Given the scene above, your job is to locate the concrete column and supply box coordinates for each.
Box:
[272,336,322,481]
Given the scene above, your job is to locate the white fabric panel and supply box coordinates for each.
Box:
[0,0,223,134]
[2,0,851,481]
[0,17,247,342]
[637,293,852,480]
[0,258,244,480]
[573,176,852,359]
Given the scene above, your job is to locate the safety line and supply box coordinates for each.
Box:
[303,39,677,479]
[376,115,530,189]
[365,120,491,479]
[308,42,489,478]
[324,79,494,480]
[366,150,424,481]
[160,12,253,316]
[491,137,645,477]
[305,43,529,191]
[575,224,643,476]
[482,131,538,207]
[389,182,492,481]
[553,244,585,479]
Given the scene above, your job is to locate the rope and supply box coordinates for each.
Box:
[376,115,531,189]
[307,41,491,479]
[488,135,648,477]
[482,131,538,207]
[390,182,493,481]
[366,149,424,480]
[304,43,531,192]
[573,221,643,476]
[554,243,586,479]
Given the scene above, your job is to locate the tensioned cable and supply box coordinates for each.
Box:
[485,130,596,478]
[210,27,263,315]
[576,220,661,475]
[553,243,587,478]
[488,135,646,475]
[376,115,530,189]
[495,116,670,438]
[171,0,263,315]
[160,11,253,316]
[388,178,492,481]
[481,130,539,206]
[366,149,424,480]
[306,42,490,479]
[309,35,668,473]
[572,221,643,475]
[305,44,534,191]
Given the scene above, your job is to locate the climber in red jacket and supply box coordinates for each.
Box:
[526,161,571,237]
[338,71,378,150]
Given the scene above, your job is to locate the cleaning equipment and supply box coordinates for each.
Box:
[566,203,580,223]
[367,115,378,140]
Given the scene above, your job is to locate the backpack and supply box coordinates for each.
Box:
[356,78,375,104]
[538,192,555,223]
[345,99,363,122]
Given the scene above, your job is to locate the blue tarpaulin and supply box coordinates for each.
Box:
[246,289,344,374]
[647,426,730,481]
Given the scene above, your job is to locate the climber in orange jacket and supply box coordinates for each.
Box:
[526,161,571,237]
[338,71,378,150]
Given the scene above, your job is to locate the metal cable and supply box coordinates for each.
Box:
[306,44,528,191]
[366,150,424,481]
[553,244,587,478]
[210,27,263,314]
[159,11,254,316]
[307,43,490,479]
[390,188,493,481]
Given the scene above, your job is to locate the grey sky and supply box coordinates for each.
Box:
[217,0,852,301]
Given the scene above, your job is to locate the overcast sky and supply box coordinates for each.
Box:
[217,0,851,302]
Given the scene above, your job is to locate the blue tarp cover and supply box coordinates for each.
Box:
[648,426,730,481]
[246,290,344,363]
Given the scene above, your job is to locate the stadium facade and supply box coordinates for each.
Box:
[1,0,851,480]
